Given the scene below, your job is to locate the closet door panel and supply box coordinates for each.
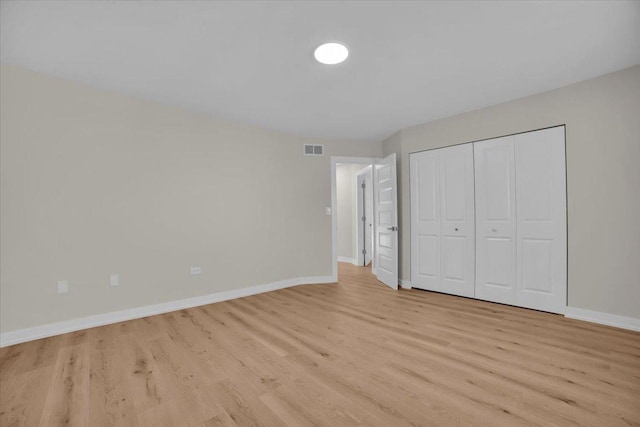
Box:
[411,151,440,290]
[515,127,567,313]
[439,144,475,297]
[474,136,517,304]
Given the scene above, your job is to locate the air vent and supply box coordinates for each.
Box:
[303,144,324,156]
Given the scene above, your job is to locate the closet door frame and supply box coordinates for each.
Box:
[409,125,567,315]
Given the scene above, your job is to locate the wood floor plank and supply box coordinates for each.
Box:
[87,324,139,426]
[0,366,53,426]
[1,262,639,426]
[38,344,90,426]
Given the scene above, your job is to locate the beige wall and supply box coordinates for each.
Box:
[384,65,640,319]
[336,164,356,260]
[0,64,383,333]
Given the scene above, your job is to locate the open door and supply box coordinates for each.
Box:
[374,153,398,290]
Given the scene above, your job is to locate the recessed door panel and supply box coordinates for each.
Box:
[418,235,438,278]
[379,254,394,275]
[379,232,393,249]
[485,237,513,288]
[377,164,391,182]
[519,139,553,221]
[442,235,465,281]
[378,210,392,225]
[379,187,392,204]
[521,239,553,293]
[442,153,466,221]
[418,160,438,222]
[484,146,513,221]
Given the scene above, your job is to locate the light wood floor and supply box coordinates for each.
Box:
[1,263,639,426]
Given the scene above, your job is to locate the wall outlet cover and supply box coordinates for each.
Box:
[190,266,202,275]
[57,280,69,294]
[110,274,119,287]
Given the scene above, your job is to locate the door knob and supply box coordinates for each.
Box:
[492,228,497,232]
[387,226,398,231]
[454,228,459,231]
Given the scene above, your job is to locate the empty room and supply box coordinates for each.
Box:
[1,1,639,426]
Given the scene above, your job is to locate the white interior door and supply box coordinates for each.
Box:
[410,145,474,297]
[356,165,373,266]
[374,153,398,289]
[411,150,440,291]
[439,145,475,297]
[474,136,517,305]
[514,127,567,313]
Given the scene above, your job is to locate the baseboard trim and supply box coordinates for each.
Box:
[565,307,640,332]
[0,275,334,347]
[399,279,412,289]
[337,256,358,265]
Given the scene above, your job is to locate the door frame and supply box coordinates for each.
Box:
[331,156,381,282]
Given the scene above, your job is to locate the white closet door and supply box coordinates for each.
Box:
[411,145,474,297]
[411,150,440,291]
[514,127,567,313]
[474,136,517,305]
[439,144,475,297]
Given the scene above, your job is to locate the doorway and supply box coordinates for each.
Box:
[330,155,399,290]
[335,163,372,268]
[331,157,379,281]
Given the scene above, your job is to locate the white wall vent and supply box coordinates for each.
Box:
[303,144,324,156]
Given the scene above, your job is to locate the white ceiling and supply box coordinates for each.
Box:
[1,1,639,143]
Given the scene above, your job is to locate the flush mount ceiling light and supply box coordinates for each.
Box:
[314,42,349,65]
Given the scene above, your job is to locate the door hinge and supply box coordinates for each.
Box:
[362,249,366,255]
[361,182,366,189]
[362,216,366,221]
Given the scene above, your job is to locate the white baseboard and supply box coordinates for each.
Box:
[399,279,412,289]
[337,256,358,265]
[0,275,334,347]
[565,307,640,332]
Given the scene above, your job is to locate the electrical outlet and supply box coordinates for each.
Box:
[110,274,119,287]
[325,207,332,215]
[190,266,202,275]
[57,280,69,294]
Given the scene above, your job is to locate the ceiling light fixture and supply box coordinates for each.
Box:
[314,42,349,65]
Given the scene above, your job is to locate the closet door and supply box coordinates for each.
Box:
[411,150,440,291]
[439,144,475,297]
[411,144,474,297]
[514,127,567,313]
[474,136,517,305]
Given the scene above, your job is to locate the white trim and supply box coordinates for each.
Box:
[399,279,412,289]
[0,275,334,347]
[331,156,381,282]
[565,307,640,332]
[337,256,359,265]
